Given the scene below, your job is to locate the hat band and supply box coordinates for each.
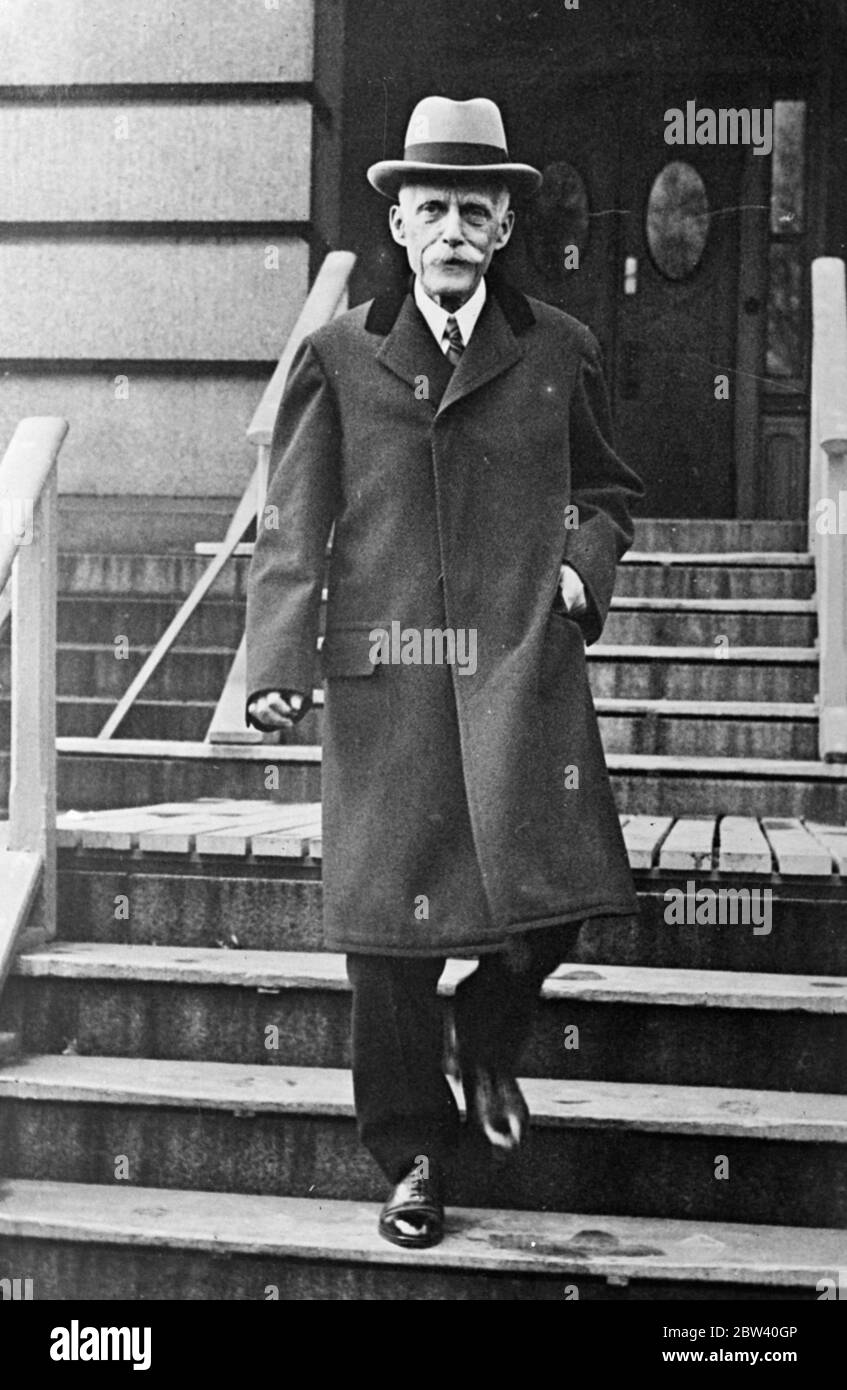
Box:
[402,141,511,166]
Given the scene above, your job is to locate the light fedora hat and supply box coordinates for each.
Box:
[367,96,542,201]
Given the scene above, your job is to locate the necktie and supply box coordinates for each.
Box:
[443,315,465,367]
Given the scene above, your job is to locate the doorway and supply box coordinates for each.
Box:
[514,77,760,517]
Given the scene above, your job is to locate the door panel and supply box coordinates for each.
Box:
[505,82,620,363]
[614,81,748,516]
[510,77,753,518]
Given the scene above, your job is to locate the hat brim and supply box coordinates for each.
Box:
[367,160,543,201]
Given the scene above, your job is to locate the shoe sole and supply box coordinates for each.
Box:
[378,1219,444,1250]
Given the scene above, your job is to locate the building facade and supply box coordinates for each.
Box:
[1,0,844,539]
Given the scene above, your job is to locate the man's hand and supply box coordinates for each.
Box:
[559,563,588,615]
[247,690,307,729]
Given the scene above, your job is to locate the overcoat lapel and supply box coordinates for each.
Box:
[374,293,453,402]
[370,276,533,413]
[436,291,526,416]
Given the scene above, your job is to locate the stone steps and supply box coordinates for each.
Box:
[46,742,847,816]
[0,693,822,757]
[598,705,819,760]
[45,593,817,649]
[0,520,840,1299]
[0,696,217,744]
[55,547,815,603]
[5,944,846,1093]
[0,1178,836,1300]
[53,595,248,649]
[0,640,819,704]
[602,610,816,645]
[0,1055,844,1225]
[46,804,847,973]
[620,565,813,599]
[24,534,832,820]
[630,521,807,551]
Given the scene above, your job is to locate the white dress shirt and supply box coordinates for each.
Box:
[413,274,587,618]
[414,274,488,354]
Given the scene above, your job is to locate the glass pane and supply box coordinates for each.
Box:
[770,100,806,236]
[646,161,710,281]
[525,161,590,279]
[766,242,805,380]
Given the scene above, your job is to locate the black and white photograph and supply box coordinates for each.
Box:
[0,0,846,1337]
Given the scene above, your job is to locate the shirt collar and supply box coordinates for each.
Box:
[413,276,487,351]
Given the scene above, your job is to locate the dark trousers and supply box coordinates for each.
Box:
[346,923,581,1184]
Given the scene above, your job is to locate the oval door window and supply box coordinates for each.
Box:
[646,161,710,281]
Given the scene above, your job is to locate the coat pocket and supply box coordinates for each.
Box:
[321,627,381,679]
[538,612,585,701]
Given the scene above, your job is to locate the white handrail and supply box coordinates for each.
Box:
[0,417,68,990]
[98,252,355,741]
[809,258,847,761]
[247,251,356,449]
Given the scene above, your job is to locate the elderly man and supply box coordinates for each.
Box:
[246,97,644,1249]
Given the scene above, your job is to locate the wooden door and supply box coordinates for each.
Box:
[613,80,750,517]
[508,76,757,517]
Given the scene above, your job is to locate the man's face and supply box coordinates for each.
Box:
[389,181,514,308]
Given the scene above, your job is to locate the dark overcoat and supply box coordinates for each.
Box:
[246,274,644,956]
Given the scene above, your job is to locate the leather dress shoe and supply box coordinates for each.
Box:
[444,1005,529,1153]
[462,1065,529,1151]
[378,1166,444,1249]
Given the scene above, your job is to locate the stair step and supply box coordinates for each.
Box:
[598,699,817,718]
[591,645,817,660]
[9,644,236,702]
[55,595,247,648]
[57,553,251,600]
[3,698,826,759]
[618,565,814,599]
[52,790,847,859]
[53,740,322,812]
[7,946,844,1091]
[14,945,847,1014]
[2,1057,844,1223]
[598,651,817,702]
[625,552,812,567]
[631,520,808,552]
[49,802,847,870]
[599,705,819,759]
[2,698,824,758]
[55,743,846,779]
[48,595,818,649]
[0,695,216,743]
[48,860,847,971]
[602,612,815,645]
[3,1054,845,1142]
[613,597,816,612]
[611,758,847,819]
[55,549,814,602]
[196,546,814,568]
[1,1178,839,1297]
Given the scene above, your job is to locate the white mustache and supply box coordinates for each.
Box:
[425,250,478,265]
[427,253,483,267]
